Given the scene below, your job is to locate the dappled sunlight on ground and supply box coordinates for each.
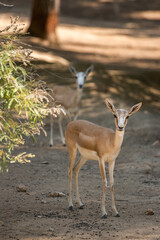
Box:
[124,10,160,21]
[58,20,160,69]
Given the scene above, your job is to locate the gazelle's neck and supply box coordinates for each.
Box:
[114,129,124,149]
[76,88,83,104]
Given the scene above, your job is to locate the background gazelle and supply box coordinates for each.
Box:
[49,65,93,146]
[65,99,142,218]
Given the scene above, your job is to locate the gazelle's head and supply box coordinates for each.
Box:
[105,99,142,132]
[69,65,93,89]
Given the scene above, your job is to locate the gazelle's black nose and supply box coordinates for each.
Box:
[118,126,124,131]
[79,84,83,89]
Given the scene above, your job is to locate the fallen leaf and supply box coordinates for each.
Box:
[49,192,66,198]
[16,184,27,192]
[146,209,154,215]
[0,221,4,226]
[41,199,47,204]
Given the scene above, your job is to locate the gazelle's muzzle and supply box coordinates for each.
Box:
[79,84,83,89]
[117,126,124,131]
[117,116,125,131]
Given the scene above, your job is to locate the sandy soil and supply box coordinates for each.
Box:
[0,1,160,240]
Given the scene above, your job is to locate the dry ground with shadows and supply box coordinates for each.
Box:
[0,1,160,240]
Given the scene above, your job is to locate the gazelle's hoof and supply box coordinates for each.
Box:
[49,144,53,147]
[69,205,73,211]
[79,204,84,209]
[115,213,120,217]
[63,143,66,147]
[102,213,108,219]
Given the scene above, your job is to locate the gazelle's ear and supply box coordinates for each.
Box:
[105,99,116,114]
[69,65,77,76]
[85,65,94,76]
[128,102,142,116]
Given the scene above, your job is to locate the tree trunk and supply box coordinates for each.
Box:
[28,0,60,45]
[113,0,120,17]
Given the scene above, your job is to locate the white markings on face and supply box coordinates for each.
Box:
[69,65,93,89]
[118,115,124,128]
[105,99,142,132]
[76,72,86,89]
[115,110,129,131]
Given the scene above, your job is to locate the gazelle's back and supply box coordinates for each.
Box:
[66,120,113,136]
[65,120,114,153]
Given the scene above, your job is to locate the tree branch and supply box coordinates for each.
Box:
[0,2,14,7]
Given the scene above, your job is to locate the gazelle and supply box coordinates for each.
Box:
[65,99,142,218]
[49,65,93,146]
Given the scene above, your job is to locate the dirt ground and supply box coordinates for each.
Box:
[0,1,160,240]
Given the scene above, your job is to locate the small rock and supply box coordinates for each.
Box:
[146,209,154,215]
[49,192,66,198]
[152,140,160,146]
[26,191,36,196]
[41,161,49,164]
[16,184,27,192]
[49,227,54,232]
[0,221,4,226]
[41,199,47,204]
[154,151,160,157]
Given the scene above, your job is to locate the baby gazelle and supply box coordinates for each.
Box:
[65,99,142,218]
[49,65,93,146]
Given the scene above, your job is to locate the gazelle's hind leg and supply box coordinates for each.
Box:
[58,115,66,146]
[73,156,87,209]
[67,143,77,210]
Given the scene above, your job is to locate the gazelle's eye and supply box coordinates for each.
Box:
[114,114,117,118]
[126,116,129,119]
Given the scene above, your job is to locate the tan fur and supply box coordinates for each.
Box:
[65,99,142,218]
[49,65,93,146]
[52,86,82,111]
[66,120,117,157]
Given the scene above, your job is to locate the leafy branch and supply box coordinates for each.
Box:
[0,17,63,171]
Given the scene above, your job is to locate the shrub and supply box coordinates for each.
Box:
[0,17,62,171]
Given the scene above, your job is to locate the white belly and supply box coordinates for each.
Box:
[77,144,120,162]
[77,144,99,160]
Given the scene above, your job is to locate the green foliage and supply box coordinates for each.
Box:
[0,17,61,171]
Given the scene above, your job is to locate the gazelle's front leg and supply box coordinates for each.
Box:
[99,158,108,218]
[49,115,54,147]
[68,147,77,210]
[65,110,72,122]
[108,161,120,217]
[73,156,87,209]
[73,109,79,121]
